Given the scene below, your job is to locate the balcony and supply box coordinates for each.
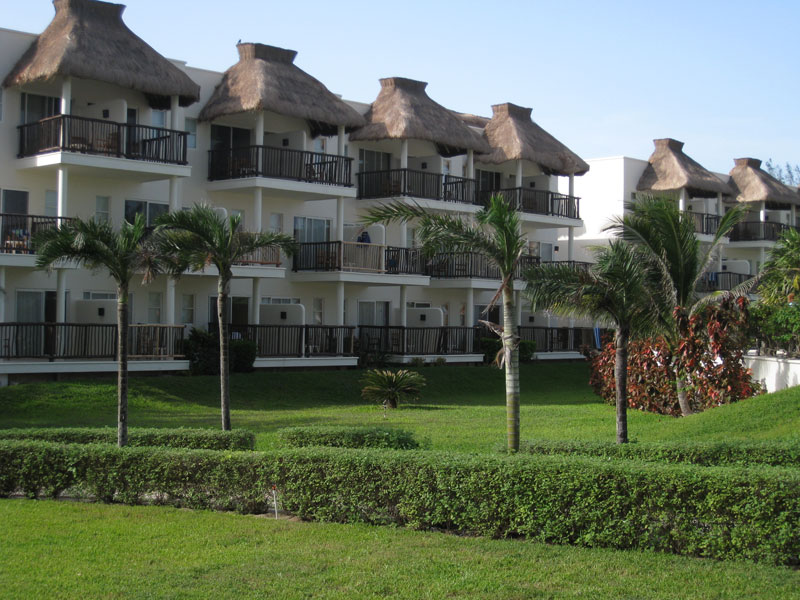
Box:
[0,323,185,360]
[358,326,480,355]
[538,260,594,272]
[233,246,282,267]
[18,115,188,166]
[517,326,600,353]
[478,188,580,220]
[293,241,425,275]
[0,213,71,256]
[729,221,791,242]
[425,252,540,280]
[214,324,356,357]
[357,169,477,204]
[686,211,721,235]
[696,272,752,293]
[208,146,352,186]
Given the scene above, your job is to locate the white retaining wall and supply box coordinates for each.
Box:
[744,356,800,393]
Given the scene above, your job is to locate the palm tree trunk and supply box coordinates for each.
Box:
[614,326,629,444]
[116,284,129,447]
[502,286,520,452]
[218,277,231,431]
[676,376,693,416]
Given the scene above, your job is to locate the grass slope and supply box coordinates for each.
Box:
[2,500,798,600]
[0,363,797,452]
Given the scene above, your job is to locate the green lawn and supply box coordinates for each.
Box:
[2,499,798,600]
[0,362,797,451]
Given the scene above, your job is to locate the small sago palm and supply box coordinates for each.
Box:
[606,196,749,416]
[525,240,662,443]
[361,369,426,415]
[156,204,297,430]
[364,195,527,451]
[33,214,162,447]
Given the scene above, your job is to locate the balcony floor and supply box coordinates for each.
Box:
[207,176,357,201]
[289,271,429,286]
[17,151,191,182]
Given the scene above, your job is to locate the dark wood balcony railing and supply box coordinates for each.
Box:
[357,169,478,204]
[696,272,752,292]
[359,326,480,355]
[385,247,426,275]
[208,146,353,186]
[293,241,420,274]
[686,211,722,235]
[0,213,72,254]
[517,326,599,353]
[729,221,790,242]
[213,323,355,357]
[479,188,580,219]
[233,246,282,267]
[0,323,184,360]
[424,252,539,280]
[18,115,188,165]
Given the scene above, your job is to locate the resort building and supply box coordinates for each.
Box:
[0,0,592,380]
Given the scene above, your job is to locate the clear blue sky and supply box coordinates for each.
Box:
[4,0,798,173]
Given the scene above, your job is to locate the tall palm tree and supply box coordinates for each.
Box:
[156,204,297,430]
[758,227,800,305]
[33,214,162,447]
[525,240,661,443]
[364,195,527,451]
[606,196,748,415]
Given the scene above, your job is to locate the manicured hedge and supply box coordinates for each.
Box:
[518,439,800,467]
[1,441,798,565]
[277,426,419,450]
[0,427,255,451]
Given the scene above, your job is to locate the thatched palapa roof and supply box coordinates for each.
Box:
[636,138,731,198]
[475,103,589,176]
[198,43,365,136]
[348,78,489,157]
[3,0,200,108]
[728,158,799,205]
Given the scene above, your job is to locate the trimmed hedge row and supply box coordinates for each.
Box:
[0,427,255,451]
[277,426,419,450]
[1,440,798,565]
[518,439,800,467]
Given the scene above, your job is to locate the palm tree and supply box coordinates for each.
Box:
[33,214,162,447]
[364,194,527,451]
[156,205,297,430]
[606,196,748,416]
[525,240,661,443]
[758,227,800,305]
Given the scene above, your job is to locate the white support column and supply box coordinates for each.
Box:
[56,269,66,323]
[514,290,522,330]
[515,160,523,188]
[760,201,767,223]
[251,278,262,325]
[400,139,409,169]
[169,95,181,130]
[335,282,345,326]
[567,227,575,261]
[57,167,68,220]
[465,288,474,327]
[399,285,408,327]
[568,174,575,198]
[0,267,6,322]
[165,279,176,325]
[679,189,687,212]
[399,222,407,248]
[467,150,474,179]
[253,188,263,232]
[300,130,308,151]
[336,196,344,241]
[61,76,71,115]
[255,112,264,147]
[168,176,180,213]
[337,125,345,156]
[717,245,724,272]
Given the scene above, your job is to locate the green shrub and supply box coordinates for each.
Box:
[519,340,536,362]
[0,427,255,451]
[277,426,419,450]
[482,337,536,364]
[185,329,257,374]
[517,439,800,467]
[1,441,798,565]
[230,340,257,373]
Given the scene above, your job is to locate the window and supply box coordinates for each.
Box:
[147,292,162,323]
[210,124,250,151]
[19,93,61,124]
[358,301,389,326]
[151,110,166,128]
[45,190,57,217]
[95,196,110,223]
[313,137,327,154]
[261,297,300,305]
[313,297,324,325]
[358,149,391,173]
[181,294,195,324]
[125,200,167,226]
[293,216,330,243]
[2,190,28,214]
[406,227,417,248]
[126,108,137,125]
[476,169,501,192]
[83,291,116,300]
[269,213,283,234]
[185,118,197,149]
[406,302,431,308]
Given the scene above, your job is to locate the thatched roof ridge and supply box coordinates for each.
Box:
[348,77,490,157]
[728,157,799,205]
[3,0,200,108]
[478,103,590,176]
[636,138,731,198]
[198,43,365,135]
